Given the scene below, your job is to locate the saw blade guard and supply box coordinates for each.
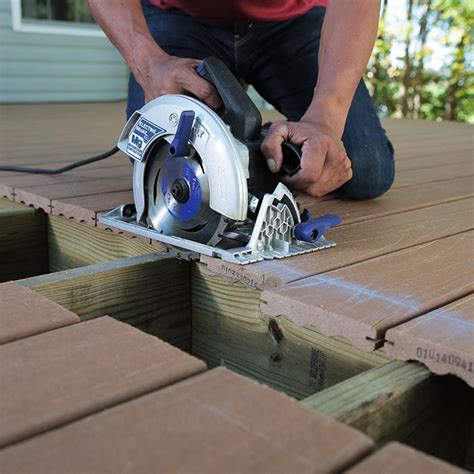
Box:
[118,95,249,222]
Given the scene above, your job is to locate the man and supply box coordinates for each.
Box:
[88,0,394,199]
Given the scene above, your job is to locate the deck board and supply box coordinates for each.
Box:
[262,232,473,351]
[346,442,465,474]
[0,316,206,447]
[385,295,474,386]
[0,282,79,344]
[0,367,373,473]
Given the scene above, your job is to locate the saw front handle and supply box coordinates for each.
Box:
[197,57,302,178]
[196,58,261,141]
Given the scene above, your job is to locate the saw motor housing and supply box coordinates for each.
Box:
[99,58,340,264]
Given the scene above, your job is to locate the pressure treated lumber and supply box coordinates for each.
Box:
[346,442,465,474]
[0,316,206,447]
[201,197,474,289]
[47,214,156,272]
[18,253,192,350]
[0,282,79,344]
[0,207,48,281]
[0,197,23,208]
[302,360,454,444]
[0,367,373,473]
[192,265,387,399]
[262,232,473,351]
[385,295,474,387]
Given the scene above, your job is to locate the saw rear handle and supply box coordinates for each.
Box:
[196,58,302,177]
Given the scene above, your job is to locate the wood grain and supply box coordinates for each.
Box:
[18,253,192,350]
[192,265,387,399]
[302,361,454,443]
[47,214,156,272]
[0,207,48,281]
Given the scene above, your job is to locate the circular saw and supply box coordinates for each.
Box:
[100,57,341,264]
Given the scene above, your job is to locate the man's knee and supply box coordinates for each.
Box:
[337,138,395,200]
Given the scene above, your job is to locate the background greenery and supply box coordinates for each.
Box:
[366,0,473,123]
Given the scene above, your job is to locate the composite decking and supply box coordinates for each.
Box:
[0,102,472,471]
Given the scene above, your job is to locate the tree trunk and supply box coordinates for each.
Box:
[401,0,414,117]
[370,0,389,103]
[444,33,466,121]
[413,0,433,118]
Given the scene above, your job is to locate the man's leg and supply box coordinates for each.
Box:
[242,8,395,199]
[127,1,235,118]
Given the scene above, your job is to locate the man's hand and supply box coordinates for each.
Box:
[137,54,222,109]
[261,119,352,197]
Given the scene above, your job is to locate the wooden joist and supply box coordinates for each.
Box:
[302,360,454,444]
[0,206,48,281]
[47,214,157,272]
[302,360,473,466]
[192,265,388,399]
[18,253,192,350]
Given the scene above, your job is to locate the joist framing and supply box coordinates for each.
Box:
[1,202,473,470]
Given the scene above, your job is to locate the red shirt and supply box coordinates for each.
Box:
[149,0,328,21]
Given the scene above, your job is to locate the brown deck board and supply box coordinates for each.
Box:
[261,232,473,351]
[202,197,474,289]
[0,282,79,344]
[301,176,473,223]
[346,442,464,474]
[51,190,134,224]
[0,367,373,473]
[385,295,474,387]
[393,162,473,188]
[0,316,206,447]
[13,177,132,211]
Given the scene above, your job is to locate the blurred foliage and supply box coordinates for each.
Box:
[365,0,473,123]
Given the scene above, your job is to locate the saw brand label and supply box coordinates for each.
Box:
[127,117,166,162]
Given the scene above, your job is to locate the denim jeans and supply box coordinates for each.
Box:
[127,2,395,199]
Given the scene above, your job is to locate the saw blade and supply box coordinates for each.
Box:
[145,142,227,246]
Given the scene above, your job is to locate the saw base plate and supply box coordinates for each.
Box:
[99,205,335,265]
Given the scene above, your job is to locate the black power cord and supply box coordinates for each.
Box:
[0,146,120,175]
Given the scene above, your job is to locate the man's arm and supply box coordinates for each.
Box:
[262,0,381,197]
[86,0,221,108]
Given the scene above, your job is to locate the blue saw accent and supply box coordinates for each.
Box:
[169,110,195,157]
[162,159,202,222]
[294,210,341,242]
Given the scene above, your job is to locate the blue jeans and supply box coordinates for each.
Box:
[127,2,395,199]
